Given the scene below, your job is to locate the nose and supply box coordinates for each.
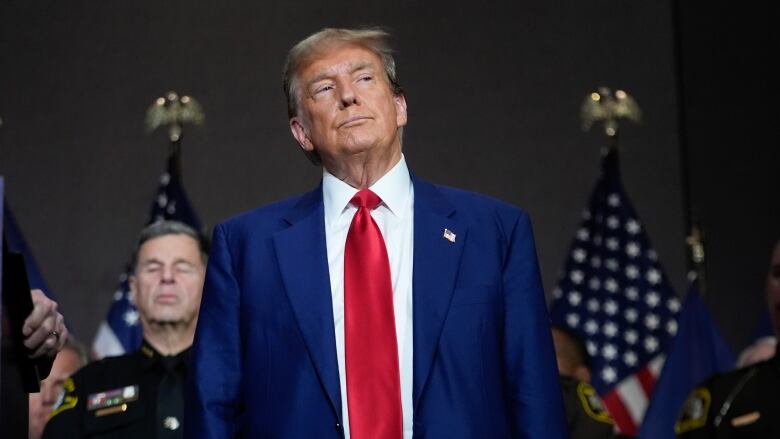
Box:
[338,81,359,109]
[161,266,175,284]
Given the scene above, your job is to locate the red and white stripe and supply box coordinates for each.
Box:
[602,355,665,436]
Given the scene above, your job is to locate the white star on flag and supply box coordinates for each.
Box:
[645,313,660,330]
[644,336,659,353]
[626,241,641,257]
[647,268,662,284]
[623,351,638,367]
[667,298,681,312]
[626,219,641,234]
[123,309,139,326]
[603,322,618,337]
[603,344,618,360]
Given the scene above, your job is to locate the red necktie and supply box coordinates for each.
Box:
[344,189,403,439]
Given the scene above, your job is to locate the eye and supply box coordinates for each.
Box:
[142,264,162,274]
[314,84,334,95]
[175,262,196,274]
[358,75,373,82]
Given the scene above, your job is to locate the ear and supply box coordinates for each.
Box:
[290,117,314,153]
[128,275,138,304]
[394,94,408,128]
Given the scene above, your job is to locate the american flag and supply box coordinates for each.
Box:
[549,149,681,436]
[91,151,202,358]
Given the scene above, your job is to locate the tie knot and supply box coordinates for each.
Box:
[350,189,382,210]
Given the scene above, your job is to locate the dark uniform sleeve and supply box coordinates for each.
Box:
[42,375,83,438]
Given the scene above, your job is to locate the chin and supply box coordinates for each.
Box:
[151,315,185,325]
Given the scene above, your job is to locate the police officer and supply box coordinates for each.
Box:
[676,239,780,438]
[552,325,616,439]
[43,221,207,438]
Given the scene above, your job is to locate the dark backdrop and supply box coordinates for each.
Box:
[0,1,774,351]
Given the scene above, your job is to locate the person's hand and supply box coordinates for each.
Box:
[22,289,68,358]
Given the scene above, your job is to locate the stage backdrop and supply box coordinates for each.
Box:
[0,0,775,350]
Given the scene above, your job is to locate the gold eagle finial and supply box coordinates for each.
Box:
[581,87,642,140]
[145,91,204,143]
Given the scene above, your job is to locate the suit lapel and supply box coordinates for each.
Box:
[411,176,467,410]
[273,185,342,420]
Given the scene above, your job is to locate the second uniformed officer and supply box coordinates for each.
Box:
[676,239,780,438]
[43,221,207,438]
[552,325,616,439]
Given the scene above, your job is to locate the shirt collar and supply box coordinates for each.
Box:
[322,154,411,226]
[139,339,191,371]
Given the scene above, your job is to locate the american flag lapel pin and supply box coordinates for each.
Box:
[443,228,456,243]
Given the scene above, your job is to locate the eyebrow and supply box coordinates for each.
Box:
[306,61,375,89]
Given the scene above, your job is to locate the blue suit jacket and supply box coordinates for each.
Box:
[186,175,568,438]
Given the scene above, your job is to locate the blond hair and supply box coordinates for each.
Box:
[282,27,403,119]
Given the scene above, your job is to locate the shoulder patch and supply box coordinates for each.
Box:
[675,387,711,434]
[49,377,78,419]
[576,381,614,424]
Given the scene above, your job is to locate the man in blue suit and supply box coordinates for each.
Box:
[187,28,567,438]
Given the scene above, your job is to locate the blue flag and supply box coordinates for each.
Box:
[4,203,54,297]
[637,279,734,439]
[549,149,681,436]
[91,153,203,358]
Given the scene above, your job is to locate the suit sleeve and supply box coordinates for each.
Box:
[502,211,569,438]
[185,224,243,438]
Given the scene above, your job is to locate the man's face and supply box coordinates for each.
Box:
[766,242,780,338]
[289,44,407,170]
[28,348,82,439]
[130,234,205,328]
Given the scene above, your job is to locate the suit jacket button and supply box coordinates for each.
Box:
[335,423,343,432]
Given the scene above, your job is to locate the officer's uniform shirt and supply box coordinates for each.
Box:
[560,375,616,439]
[676,352,780,438]
[42,340,188,439]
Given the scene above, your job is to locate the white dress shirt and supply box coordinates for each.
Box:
[323,155,414,439]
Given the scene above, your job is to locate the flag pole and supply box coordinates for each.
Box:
[669,0,708,297]
[686,221,707,295]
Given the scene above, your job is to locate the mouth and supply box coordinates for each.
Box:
[155,293,180,304]
[338,116,371,128]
